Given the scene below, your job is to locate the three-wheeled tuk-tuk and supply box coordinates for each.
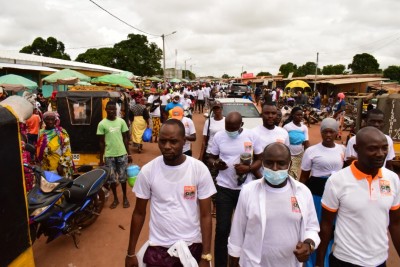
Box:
[56,87,131,168]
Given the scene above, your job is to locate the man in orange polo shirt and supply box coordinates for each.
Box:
[316,126,400,266]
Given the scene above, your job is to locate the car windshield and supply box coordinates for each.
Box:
[221,103,260,118]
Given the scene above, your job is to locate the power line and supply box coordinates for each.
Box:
[88,0,160,37]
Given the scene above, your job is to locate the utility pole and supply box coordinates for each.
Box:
[161,31,177,90]
[314,52,319,92]
[184,58,191,79]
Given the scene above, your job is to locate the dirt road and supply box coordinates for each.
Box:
[33,111,400,266]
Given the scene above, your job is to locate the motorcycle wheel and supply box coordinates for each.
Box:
[76,189,105,229]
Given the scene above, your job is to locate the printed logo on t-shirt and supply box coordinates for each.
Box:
[380,180,392,196]
[244,142,253,153]
[109,126,121,133]
[184,186,196,200]
[291,197,301,213]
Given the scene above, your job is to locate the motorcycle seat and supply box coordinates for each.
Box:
[64,169,107,204]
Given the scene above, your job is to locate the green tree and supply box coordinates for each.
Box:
[222,74,230,79]
[348,53,380,74]
[279,62,297,78]
[20,37,71,60]
[383,65,400,82]
[75,48,116,67]
[294,62,321,77]
[256,71,272,76]
[181,70,196,80]
[76,34,163,76]
[322,64,346,75]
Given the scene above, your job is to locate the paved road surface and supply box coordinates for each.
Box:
[33,111,400,266]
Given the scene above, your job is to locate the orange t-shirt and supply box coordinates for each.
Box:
[26,114,41,135]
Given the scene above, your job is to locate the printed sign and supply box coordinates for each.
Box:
[184,186,196,200]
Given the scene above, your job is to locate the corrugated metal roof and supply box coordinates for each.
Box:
[0,51,124,74]
[0,62,58,72]
[319,77,389,85]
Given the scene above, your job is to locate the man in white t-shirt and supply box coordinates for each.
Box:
[270,89,277,105]
[317,127,400,266]
[209,112,263,266]
[126,119,216,267]
[196,87,206,113]
[170,106,196,157]
[345,108,395,170]
[228,143,320,267]
[252,104,290,149]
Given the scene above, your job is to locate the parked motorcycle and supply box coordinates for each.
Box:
[27,164,109,248]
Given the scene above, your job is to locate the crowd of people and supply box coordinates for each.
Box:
[2,83,399,267]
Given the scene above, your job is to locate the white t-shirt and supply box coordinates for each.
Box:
[301,143,345,177]
[252,125,290,149]
[284,122,309,156]
[345,134,395,163]
[202,117,226,154]
[147,95,155,104]
[160,95,170,106]
[204,87,211,98]
[197,89,205,100]
[150,105,161,117]
[181,117,196,153]
[322,164,400,266]
[271,90,277,102]
[262,182,302,267]
[134,156,217,246]
[181,98,192,110]
[210,129,263,190]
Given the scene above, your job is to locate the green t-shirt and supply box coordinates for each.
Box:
[97,117,129,157]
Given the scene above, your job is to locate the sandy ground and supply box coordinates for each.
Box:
[33,110,400,266]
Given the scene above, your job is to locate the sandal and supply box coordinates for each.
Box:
[123,199,130,208]
[110,200,119,209]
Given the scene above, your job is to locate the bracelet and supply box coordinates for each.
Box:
[126,252,136,258]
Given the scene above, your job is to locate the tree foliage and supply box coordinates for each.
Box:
[279,62,297,78]
[348,53,380,74]
[256,71,272,76]
[322,64,346,75]
[222,74,230,79]
[294,62,321,77]
[182,70,196,80]
[383,65,400,82]
[76,34,163,76]
[20,37,71,60]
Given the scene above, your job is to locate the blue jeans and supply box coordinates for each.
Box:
[214,185,240,267]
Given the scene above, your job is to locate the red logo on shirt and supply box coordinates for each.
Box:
[184,186,196,200]
[380,180,392,196]
[291,197,301,213]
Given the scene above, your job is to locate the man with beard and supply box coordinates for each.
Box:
[317,126,400,266]
[126,119,216,267]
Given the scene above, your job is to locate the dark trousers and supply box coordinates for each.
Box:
[329,253,386,267]
[214,186,241,267]
[143,243,202,267]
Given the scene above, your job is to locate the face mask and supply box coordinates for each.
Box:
[226,130,240,139]
[173,99,179,103]
[263,167,288,185]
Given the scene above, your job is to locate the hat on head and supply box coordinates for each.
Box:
[149,88,157,94]
[170,106,184,120]
[172,92,180,98]
[320,118,339,132]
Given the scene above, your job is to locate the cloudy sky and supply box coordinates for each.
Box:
[1,0,399,77]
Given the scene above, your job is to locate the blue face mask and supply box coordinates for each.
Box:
[226,130,240,139]
[263,167,288,185]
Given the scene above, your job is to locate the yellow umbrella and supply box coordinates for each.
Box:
[285,80,311,89]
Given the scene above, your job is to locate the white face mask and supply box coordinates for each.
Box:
[263,167,288,185]
[226,130,240,139]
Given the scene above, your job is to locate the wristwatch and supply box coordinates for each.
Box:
[304,240,315,252]
[201,253,212,261]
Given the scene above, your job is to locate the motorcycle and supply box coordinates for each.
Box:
[27,164,109,248]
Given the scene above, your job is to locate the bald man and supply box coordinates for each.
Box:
[209,111,263,266]
[317,127,400,266]
[228,143,320,267]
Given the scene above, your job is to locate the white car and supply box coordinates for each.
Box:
[207,98,262,129]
